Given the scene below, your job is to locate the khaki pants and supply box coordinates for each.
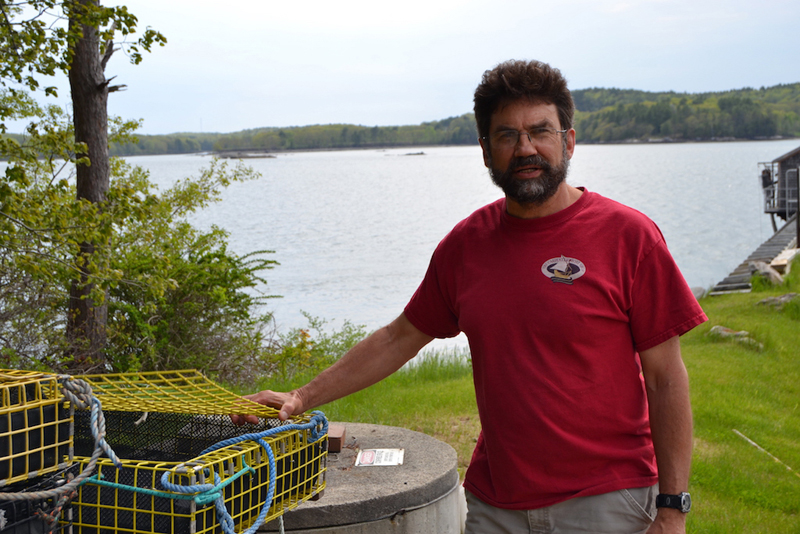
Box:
[464,485,657,534]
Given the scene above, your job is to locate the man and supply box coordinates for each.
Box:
[235,60,707,534]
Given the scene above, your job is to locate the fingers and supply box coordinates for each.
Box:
[230,413,261,426]
[277,397,300,421]
[230,390,304,425]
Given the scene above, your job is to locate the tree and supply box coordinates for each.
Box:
[0,2,285,382]
[66,1,113,368]
[0,99,280,380]
[1,0,165,370]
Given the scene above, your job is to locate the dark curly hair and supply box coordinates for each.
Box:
[473,60,574,139]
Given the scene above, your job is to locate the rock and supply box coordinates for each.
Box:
[749,261,784,285]
[707,325,764,351]
[757,293,798,308]
[708,325,748,338]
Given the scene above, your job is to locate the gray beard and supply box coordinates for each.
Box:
[489,145,570,206]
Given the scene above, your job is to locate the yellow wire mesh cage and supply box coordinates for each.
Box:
[0,370,72,487]
[68,370,327,534]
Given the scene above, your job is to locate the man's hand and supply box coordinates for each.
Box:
[230,389,306,425]
[646,508,686,533]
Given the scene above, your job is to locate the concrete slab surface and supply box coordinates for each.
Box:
[260,422,460,532]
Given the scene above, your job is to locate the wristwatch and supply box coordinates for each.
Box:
[656,492,692,513]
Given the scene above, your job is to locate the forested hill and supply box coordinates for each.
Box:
[572,83,800,142]
[102,82,800,155]
[108,114,479,156]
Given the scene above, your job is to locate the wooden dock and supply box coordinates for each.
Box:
[711,213,798,294]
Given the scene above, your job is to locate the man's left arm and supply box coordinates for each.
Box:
[639,335,692,534]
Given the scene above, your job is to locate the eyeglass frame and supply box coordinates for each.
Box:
[480,127,569,148]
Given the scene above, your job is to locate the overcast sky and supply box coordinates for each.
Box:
[36,0,800,135]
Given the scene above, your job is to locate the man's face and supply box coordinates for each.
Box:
[480,100,575,206]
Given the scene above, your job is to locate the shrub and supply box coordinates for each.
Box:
[269,313,367,382]
[1,119,280,382]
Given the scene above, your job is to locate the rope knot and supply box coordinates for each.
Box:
[307,411,329,442]
[59,377,95,410]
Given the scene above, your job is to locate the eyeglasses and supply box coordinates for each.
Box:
[482,127,568,148]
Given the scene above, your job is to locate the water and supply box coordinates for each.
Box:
[121,139,798,344]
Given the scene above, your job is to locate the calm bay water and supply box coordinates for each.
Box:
[127,139,799,344]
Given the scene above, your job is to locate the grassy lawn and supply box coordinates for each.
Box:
[682,286,800,532]
[251,265,800,531]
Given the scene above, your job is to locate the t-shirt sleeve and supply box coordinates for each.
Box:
[404,251,462,339]
[628,238,708,351]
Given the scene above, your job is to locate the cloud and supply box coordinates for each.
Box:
[32,0,791,134]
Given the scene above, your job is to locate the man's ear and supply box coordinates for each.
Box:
[479,137,491,168]
[565,129,576,159]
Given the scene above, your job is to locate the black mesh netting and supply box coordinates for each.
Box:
[72,410,283,462]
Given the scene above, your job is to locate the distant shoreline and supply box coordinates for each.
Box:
[112,136,800,160]
[578,135,796,145]
[211,143,472,158]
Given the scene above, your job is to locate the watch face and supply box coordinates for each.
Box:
[680,493,692,513]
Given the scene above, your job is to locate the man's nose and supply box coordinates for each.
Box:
[514,132,538,157]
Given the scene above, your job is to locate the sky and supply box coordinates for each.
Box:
[25,0,800,135]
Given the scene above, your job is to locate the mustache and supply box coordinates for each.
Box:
[508,154,552,172]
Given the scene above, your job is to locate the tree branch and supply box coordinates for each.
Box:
[0,2,21,55]
[0,210,89,235]
[100,21,116,70]
[0,210,40,233]
[99,74,127,92]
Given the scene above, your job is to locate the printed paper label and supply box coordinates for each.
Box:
[355,448,405,466]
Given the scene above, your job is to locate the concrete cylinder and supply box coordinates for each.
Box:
[260,423,461,533]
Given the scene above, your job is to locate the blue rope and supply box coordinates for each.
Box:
[160,411,328,534]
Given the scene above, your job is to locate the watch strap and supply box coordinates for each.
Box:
[656,492,691,513]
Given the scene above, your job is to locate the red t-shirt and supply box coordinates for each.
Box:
[404,189,707,510]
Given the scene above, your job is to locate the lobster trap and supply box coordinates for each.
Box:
[0,371,72,487]
[68,370,327,534]
[0,465,76,534]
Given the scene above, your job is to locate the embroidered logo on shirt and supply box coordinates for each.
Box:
[541,256,586,285]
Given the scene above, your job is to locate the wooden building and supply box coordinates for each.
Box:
[760,145,800,232]
[714,145,800,293]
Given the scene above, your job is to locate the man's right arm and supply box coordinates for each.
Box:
[232,312,434,424]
